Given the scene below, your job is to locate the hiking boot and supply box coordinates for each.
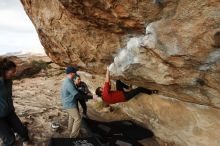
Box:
[14,133,20,141]
[152,90,159,94]
[23,141,31,146]
[82,114,88,119]
[51,122,60,131]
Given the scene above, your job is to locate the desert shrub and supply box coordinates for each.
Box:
[15,60,51,79]
[95,100,108,109]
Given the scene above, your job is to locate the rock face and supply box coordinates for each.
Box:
[21,0,220,146]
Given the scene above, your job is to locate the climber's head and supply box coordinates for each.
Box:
[95,87,103,97]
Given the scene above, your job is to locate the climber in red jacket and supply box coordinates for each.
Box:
[95,67,158,104]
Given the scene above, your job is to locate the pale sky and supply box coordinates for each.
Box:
[0,0,44,55]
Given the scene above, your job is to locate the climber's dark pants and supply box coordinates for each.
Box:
[75,92,87,116]
[0,112,29,146]
[116,80,129,92]
[76,98,87,116]
[116,80,152,101]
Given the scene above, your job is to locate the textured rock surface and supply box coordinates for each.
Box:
[21,0,220,146]
[78,71,220,146]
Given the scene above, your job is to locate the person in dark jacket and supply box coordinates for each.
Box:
[74,74,93,117]
[95,67,158,104]
[0,58,29,146]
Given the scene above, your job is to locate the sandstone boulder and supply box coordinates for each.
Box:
[21,0,220,146]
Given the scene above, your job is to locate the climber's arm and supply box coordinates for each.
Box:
[105,67,110,83]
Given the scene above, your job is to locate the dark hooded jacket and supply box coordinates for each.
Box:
[0,77,14,118]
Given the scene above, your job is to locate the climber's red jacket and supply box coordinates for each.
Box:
[102,82,126,104]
